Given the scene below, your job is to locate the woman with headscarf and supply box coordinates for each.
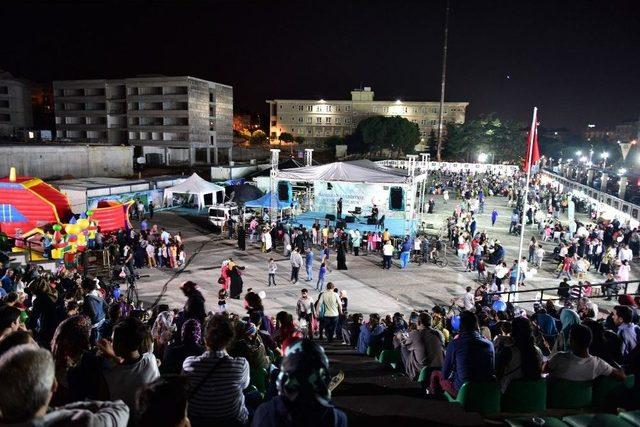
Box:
[237,224,246,251]
[229,264,245,299]
[151,310,176,360]
[162,319,205,375]
[336,240,347,270]
[50,315,92,405]
[552,308,581,354]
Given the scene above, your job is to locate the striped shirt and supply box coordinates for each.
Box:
[182,350,250,423]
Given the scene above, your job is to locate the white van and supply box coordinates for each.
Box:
[208,204,240,227]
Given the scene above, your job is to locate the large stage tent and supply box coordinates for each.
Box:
[163,173,225,210]
[244,192,298,210]
[273,160,428,235]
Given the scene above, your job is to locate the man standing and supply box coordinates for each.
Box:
[619,243,633,263]
[469,216,477,237]
[509,210,519,234]
[429,311,495,396]
[318,282,342,342]
[296,289,314,338]
[400,237,412,269]
[336,197,343,219]
[382,240,394,270]
[304,247,314,281]
[290,248,303,284]
[160,228,170,245]
[352,229,362,256]
[148,200,155,219]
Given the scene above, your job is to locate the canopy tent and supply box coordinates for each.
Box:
[244,192,298,210]
[225,183,263,205]
[163,173,225,210]
[274,160,410,184]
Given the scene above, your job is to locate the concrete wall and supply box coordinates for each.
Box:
[0,145,133,179]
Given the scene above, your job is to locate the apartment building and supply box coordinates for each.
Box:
[0,70,34,136]
[53,76,232,165]
[266,87,468,143]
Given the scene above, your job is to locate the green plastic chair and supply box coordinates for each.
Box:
[592,375,635,408]
[547,379,593,409]
[505,417,568,427]
[250,367,269,394]
[377,349,400,369]
[445,381,501,415]
[619,410,640,426]
[366,344,382,358]
[502,378,547,413]
[562,413,634,427]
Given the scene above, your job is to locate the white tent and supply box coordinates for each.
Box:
[275,160,410,184]
[163,173,225,210]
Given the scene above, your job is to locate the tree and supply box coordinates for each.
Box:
[249,130,267,144]
[444,114,524,163]
[349,116,420,156]
[279,132,294,143]
[324,135,344,148]
[294,136,305,145]
[427,129,437,159]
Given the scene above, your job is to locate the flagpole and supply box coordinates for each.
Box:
[514,107,538,300]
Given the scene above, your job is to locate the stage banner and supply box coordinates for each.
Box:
[313,182,404,219]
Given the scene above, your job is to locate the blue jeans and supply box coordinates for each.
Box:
[306,264,313,281]
[316,276,325,291]
[400,251,410,268]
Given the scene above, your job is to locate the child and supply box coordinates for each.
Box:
[217,289,228,313]
[316,262,327,291]
[466,252,475,271]
[177,246,186,267]
[268,258,277,286]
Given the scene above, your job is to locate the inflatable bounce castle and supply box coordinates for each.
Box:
[0,168,133,266]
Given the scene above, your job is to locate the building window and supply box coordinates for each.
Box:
[430,119,437,125]
[337,106,341,112]
[316,106,322,112]
[403,107,408,113]
[336,117,341,124]
[420,120,426,125]
[345,105,351,111]
[298,105,303,111]
[298,117,303,123]
[326,105,332,112]
[372,107,379,113]
[279,116,283,121]
[345,117,351,124]
[422,107,427,113]
[306,117,312,123]
[326,117,331,123]
[292,128,295,132]
[279,104,283,109]
[432,108,437,113]
[317,117,322,123]
[383,107,389,113]
[307,105,313,111]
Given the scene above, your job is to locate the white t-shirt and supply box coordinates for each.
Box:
[104,352,160,409]
[462,292,475,311]
[383,244,394,256]
[546,351,613,381]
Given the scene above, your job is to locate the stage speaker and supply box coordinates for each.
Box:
[336,220,346,229]
[325,214,336,221]
[278,181,289,202]
[390,187,403,210]
[345,215,355,223]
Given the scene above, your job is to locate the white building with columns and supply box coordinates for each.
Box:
[266,87,468,144]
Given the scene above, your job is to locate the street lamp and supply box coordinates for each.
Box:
[478,153,488,163]
[589,148,594,163]
[601,151,609,169]
[576,150,582,157]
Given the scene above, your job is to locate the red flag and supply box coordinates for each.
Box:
[523,108,540,173]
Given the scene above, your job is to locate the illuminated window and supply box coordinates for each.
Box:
[316,106,322,112]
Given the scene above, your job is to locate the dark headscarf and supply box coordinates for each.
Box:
[181,318,201,345]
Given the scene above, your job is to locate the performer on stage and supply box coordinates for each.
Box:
[336,197,343,219]
[370,204,379,222]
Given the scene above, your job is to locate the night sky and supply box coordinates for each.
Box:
[2,0,639,131]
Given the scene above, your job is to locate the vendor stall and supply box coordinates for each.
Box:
[163,173,225,210]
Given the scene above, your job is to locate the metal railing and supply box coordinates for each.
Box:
[489,279,640,305]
